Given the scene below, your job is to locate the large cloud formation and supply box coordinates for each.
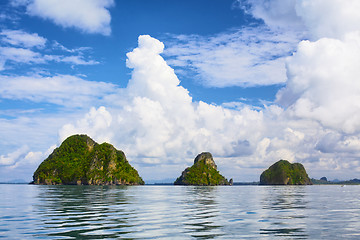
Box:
[59,0,360,181]
[56,35,311,181]
[60,36,264,169]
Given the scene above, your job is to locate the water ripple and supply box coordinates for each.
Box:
[1,185,360,239]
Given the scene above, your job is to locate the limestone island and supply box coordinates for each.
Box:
[32,134,144,185]
[174,152,231,186]
[260,160,312,185]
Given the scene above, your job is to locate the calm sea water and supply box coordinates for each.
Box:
[1,185,360,239]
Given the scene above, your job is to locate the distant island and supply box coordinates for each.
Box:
[311,177,360,185]
[260,160,312,185]
[174,152,232,186]
[32,134,144,185]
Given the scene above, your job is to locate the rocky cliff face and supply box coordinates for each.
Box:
[174,152,230,186]
[260,160,312,185]
[32,135,144,185]
[194,152,217,169]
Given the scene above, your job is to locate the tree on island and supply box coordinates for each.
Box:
[174,152,231,186]
[32,134,144,185]
[260,160,312,185]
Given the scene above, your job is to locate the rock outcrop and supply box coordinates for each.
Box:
[260,160,312,185]
[32,135,144,185]
[174,152,230,186]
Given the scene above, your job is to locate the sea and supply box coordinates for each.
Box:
[1,184,360,239]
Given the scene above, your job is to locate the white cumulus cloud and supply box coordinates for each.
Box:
[277,32,360,134]
[295,0,360,39]
[239,0,360,40]
[236,0,304,31]
[60,106,113,144]
[24,0,114,36]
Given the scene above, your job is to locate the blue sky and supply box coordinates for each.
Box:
[1,0,360,182]
[0,0,280,108]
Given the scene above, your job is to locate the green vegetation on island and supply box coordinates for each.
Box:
[260,160,312,185]
[32,134,144,185]
[174,152,231,186]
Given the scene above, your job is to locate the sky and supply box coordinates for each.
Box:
[1,0,360,183]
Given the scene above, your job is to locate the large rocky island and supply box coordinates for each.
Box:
[260,160,312,185]
[174,152,231,186]
[32,135,144,185]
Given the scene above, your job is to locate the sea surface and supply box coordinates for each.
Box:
[1,184,360,239]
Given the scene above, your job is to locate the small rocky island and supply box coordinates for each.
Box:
[174,152,231,186]
[32,134,144,185]
[260,160,312,185]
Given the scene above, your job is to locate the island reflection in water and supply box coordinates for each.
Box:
[1,184,360,239]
